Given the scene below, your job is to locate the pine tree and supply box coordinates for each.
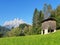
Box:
[55,5,60,29]
[43,4,52,19]
[32,8,39,34]
[37,10,44,34]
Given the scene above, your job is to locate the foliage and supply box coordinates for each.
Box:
[55,5,60,29]
[19,23,29,29]
[21,25,33,35]
[0,26,10,37]
[19,23,30,36]
[5,27,21,37]
[5,23,31,37]
[32,8,43,34]
[50,5,60,29]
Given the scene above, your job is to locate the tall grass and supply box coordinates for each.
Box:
[0,30,60,45]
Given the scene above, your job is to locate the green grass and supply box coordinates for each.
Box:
[0,30,60,45]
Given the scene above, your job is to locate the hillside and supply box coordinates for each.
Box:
[0,30,60,45]
[0,26,10,37]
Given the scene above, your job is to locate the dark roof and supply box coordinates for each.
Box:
[41,18,56,23]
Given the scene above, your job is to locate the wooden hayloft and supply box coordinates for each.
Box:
[41,18,56,34]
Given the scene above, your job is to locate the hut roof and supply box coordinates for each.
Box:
[41,18,56,23]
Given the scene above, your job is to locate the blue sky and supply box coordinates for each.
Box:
[0,0,60,25]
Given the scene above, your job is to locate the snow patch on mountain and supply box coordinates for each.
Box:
[3,18,26,28]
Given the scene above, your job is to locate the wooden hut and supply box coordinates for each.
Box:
[41,18,56,34]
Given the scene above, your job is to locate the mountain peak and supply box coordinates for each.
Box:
[3,18,26,28]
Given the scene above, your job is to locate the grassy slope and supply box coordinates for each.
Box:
[0,30,60,45]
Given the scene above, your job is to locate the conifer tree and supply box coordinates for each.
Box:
[32,8,39,34]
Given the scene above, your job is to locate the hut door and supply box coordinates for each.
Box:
[43,30,45,34]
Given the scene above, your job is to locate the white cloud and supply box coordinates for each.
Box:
[3,18,26,28]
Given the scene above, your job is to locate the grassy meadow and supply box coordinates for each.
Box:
[0,30,60,45]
